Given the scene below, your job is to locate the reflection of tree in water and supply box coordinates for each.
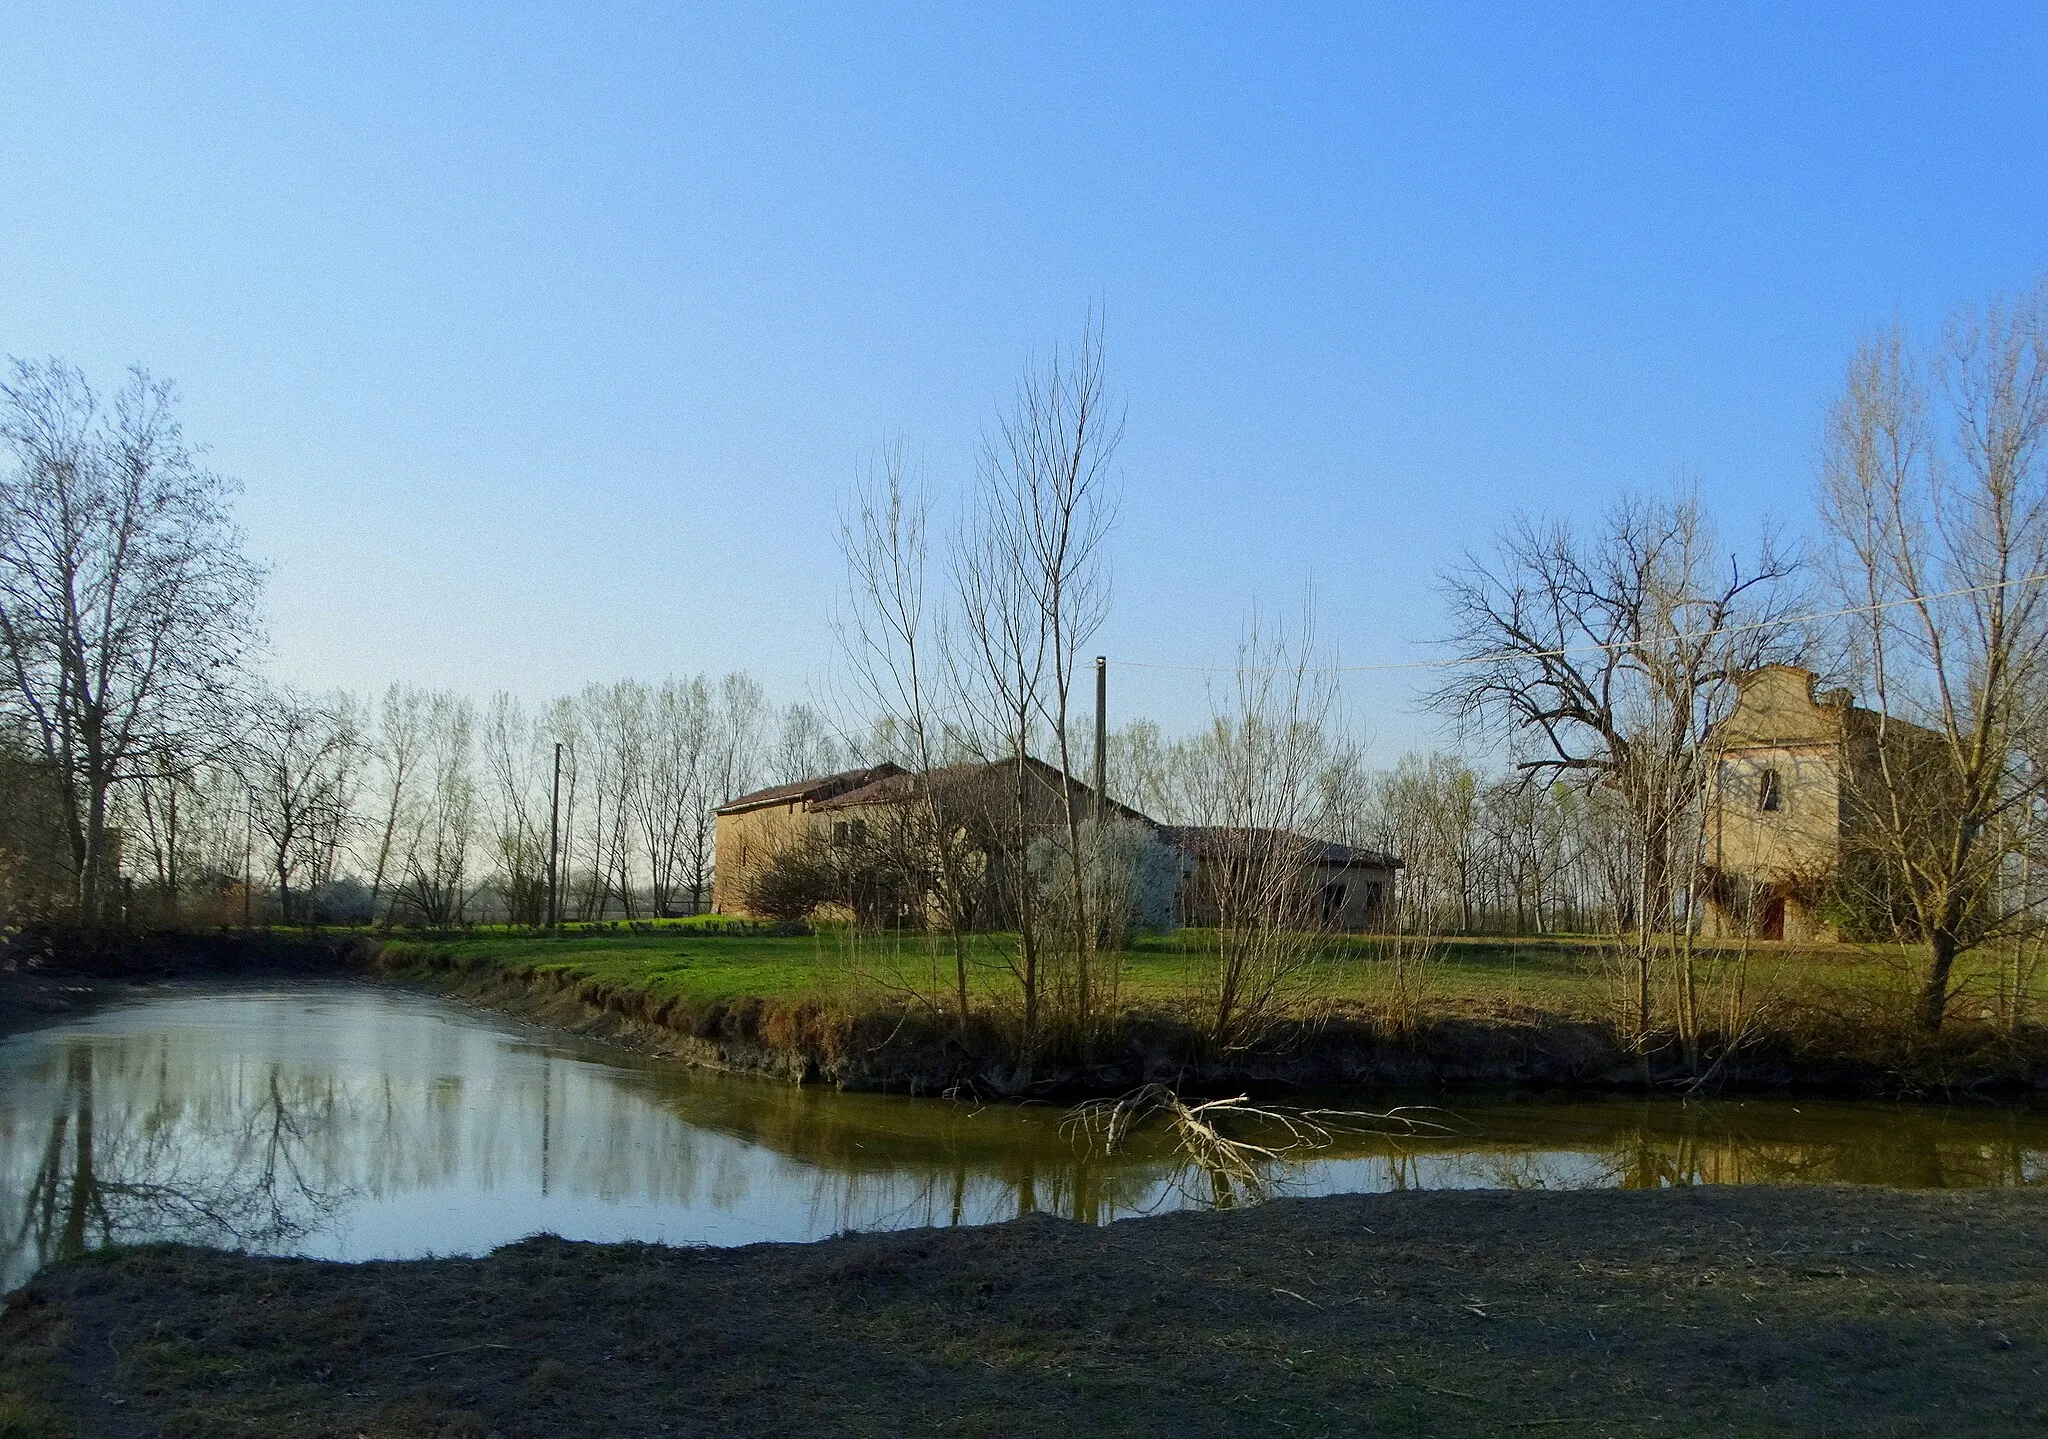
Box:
[4,1041,354,1290]
[790,1137,1182,1238]
[1442,1100,2048,1193]
[13,988,2048,1298]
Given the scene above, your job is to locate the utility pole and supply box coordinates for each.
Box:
[1094,655,1108,823]
[242,793,253,927]
[547,742,563,930]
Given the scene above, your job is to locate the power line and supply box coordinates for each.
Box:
[1107,569,2048,677]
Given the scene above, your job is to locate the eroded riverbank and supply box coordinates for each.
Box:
[6,1182,2046,1437]
[387,944,2048,1100]
[12,926,2048,1099]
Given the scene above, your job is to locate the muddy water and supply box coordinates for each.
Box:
[5,980,2047,1292]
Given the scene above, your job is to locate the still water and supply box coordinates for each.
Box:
[6,980,2048,1292]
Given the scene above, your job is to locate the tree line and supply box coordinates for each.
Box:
[5,664,852,928]
[4,281,2045,1041]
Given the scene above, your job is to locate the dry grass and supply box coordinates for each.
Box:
[7,1184,2048,1437]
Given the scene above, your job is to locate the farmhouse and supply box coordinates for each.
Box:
[708,764,908,917]
[1699,663,1939,943]
[714,758,1402,933]
[712,758,1146,921]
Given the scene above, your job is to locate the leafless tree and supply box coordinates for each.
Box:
[636,679,710,918]
[687,674,766,916]
[1432,488,1803,1035]
[770,702,843,786]
[0,716,71,925]
[1176,609,1341,1054]
[954,316,1122,1056]
[1358,753,1479,932]
[836,445,986,1025]
[0,360,261,924]
[570,682,643,920]
[361,684,431,918]
[388,692,478,926]
[243,685,361,924]
[481,693,553,925]
[1820,286,2048,1029]
[1097,718,1176,824]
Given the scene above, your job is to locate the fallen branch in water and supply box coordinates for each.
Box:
[1062,1083,1453,1193]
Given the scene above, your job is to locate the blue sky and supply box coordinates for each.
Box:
[3,4,2044,755]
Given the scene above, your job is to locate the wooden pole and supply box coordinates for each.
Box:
[547,742,563,929]
[1093,655,1107,823]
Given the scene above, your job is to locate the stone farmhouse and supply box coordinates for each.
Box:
[713,759,1402,932]
[709,763,910,917]
[1699,663,1937,942]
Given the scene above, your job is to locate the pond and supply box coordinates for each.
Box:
[6,980,2048,1293]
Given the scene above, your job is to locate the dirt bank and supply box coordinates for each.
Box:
[5,1183,2044,1437]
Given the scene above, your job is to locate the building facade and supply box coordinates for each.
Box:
[1699,663,1920,943]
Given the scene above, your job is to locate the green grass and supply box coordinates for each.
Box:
[381,924,2016,1026]
[384,929,850,1004]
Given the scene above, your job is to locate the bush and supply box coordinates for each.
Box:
[743,837,840,921]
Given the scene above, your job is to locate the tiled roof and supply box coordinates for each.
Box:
[810,761,991,810]
[1158,825,1401,870]
[809,755,1158,826]
[715,764,908,816]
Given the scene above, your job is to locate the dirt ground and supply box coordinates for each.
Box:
[5,1183,2045,1438]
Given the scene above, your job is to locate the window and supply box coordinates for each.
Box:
[1319,883,1348,926]
[831,819,867,846]
[1758,767,1783,813]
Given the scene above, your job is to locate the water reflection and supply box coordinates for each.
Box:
[4,982,2047,1292]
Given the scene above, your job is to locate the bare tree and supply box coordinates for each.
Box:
[361,684,430,919]
[687,674,765,916]
[954,316,1121,1056]
[1821,287,2048,1029]
[243,685,359,924]
[836,445,985,1026]
[0,361,261,924]
[1432,489,1803,1036]
[635,679,708,917]
[1176,609,1341,1054]
[389,693,478,926]
[769,702,843,786]
[545,695,585,917]
[1360,753,1479,933]
[0,715,71,925]
[481,693,553,925]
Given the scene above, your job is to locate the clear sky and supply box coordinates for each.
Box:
[3,4,2044,757]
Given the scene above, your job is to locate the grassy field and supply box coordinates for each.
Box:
[372,922,2048,1096]
[7,1183,2045,1436]
[380,921,2005,1028]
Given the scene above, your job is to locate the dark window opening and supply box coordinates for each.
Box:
[1758,767,1783,812]
[1320,882,1347,925]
